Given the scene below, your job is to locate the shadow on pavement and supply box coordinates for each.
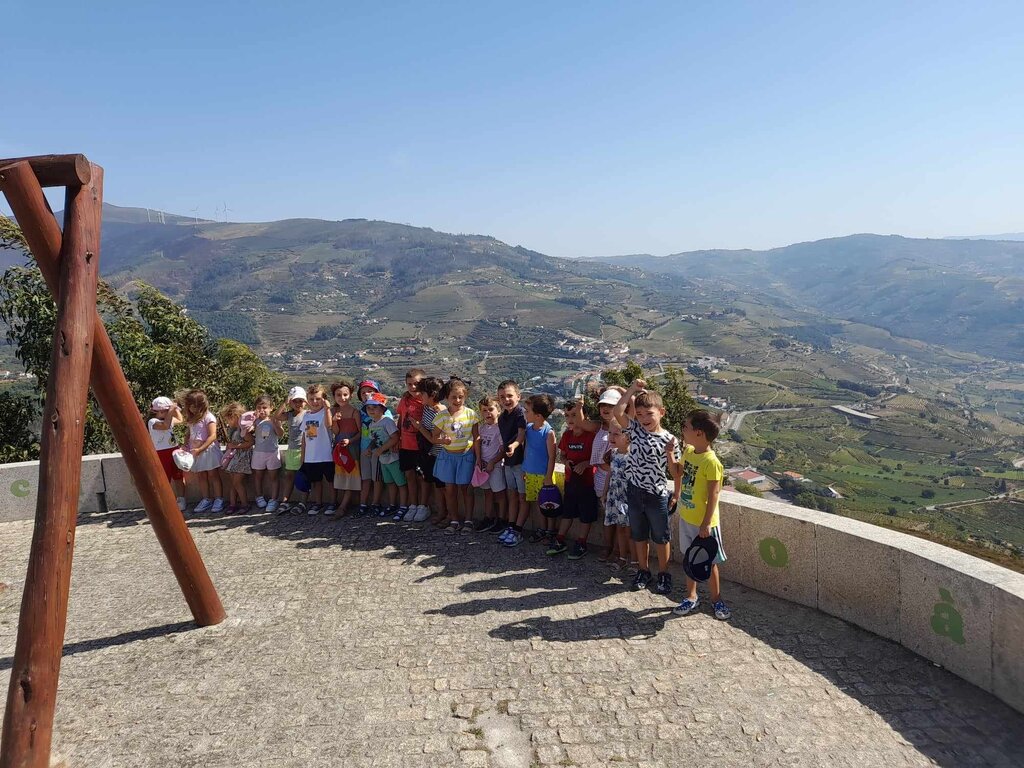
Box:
[72,506,1024,767]
[0,621,197,672]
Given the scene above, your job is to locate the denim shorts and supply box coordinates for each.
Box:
[502,463,526,494]
[626,481,670,544]
[434,449,474,485]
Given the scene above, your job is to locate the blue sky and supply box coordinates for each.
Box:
[5,1,1024,257]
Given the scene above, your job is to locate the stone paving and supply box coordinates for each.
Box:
[2,508,1023,768]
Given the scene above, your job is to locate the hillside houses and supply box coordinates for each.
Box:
[688,356,728,376]
[725,466,779,491]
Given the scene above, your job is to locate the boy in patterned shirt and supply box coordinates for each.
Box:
[611,378,680,595]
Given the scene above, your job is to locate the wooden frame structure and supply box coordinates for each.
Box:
[0,155,225,768]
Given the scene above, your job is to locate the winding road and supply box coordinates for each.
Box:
[727,406,805,431]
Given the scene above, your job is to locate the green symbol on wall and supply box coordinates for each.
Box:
[930,588,965,645]
[759,537,789,567]
[10,479,31,498]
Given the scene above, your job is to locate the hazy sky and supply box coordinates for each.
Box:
[5,1,1023,257]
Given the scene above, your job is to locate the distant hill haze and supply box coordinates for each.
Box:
[945,233,1024,242]
[5,204,1023,362]
[596,234,1024,362]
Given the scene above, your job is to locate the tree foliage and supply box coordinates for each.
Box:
[600,360,698,436]
[1,214,28,253]
[0,220,286,456]
[0,390,39,462]
[733,481,763,498]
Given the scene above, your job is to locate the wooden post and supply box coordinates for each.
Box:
[0,161,225,627]
[0,179,100,768]
[0,154,91,188]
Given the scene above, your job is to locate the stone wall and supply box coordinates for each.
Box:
[706,491,1024,715]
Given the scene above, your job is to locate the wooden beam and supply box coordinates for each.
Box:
[0,177,100,768]
[0,161,226,627]
[0,154,91,188]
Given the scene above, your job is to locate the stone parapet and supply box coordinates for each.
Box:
[709,491,1024,715]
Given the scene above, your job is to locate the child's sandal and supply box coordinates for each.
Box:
[443,520,462,535]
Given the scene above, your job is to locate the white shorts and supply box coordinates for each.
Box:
[251,450,282,471]
[485,465,507,493]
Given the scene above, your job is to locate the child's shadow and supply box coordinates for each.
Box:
[489,606,675,643]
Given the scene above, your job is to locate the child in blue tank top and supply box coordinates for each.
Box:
[502,394,556,548]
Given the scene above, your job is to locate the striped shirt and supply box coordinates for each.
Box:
[433,407,479,453]
[420,405,443,457]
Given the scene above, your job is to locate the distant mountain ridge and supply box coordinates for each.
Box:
[6,204,1023,362]
[945,232,1024,242]
[598,234,1024,360]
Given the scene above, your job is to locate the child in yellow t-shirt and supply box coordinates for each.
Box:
[667,410,731,620]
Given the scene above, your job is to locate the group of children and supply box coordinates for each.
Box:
[146,371,731,618]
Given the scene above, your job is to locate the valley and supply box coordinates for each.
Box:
[2,204,1022,567]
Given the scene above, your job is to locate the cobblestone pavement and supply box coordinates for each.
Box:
[2,509,1023,768]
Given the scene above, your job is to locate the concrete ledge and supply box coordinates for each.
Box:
[722,497,819,609]
[815,519,902,642]
[0,455,105,523]
[98,453,137,511]
[677,490,1024,716]
[993,576,1024,713]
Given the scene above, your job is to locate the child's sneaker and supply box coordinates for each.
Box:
[402,506,418,522]
[307,504,320,516]
[413,505,430,522]
[546,539,568,556]
[503,530,524,547]
[673,596,700,616]
[323,505,336,516]
[528,528,548,544]
[497,526,513,543]
[713,600,732,621]
[567,542,588,560]
[488,518,506,532]
[654,571,673,595]
[473,517,494,532]
[194,498,212,514]
[255,496,267,509]
[176,496,187,512]
[631,569,653,591]
[211,498,225,514]
[266,499,279,513]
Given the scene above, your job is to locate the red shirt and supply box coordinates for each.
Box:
[558,428,596,487]
[396,393,425,451]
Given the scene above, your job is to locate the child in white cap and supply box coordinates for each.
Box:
[148,396,186,511]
